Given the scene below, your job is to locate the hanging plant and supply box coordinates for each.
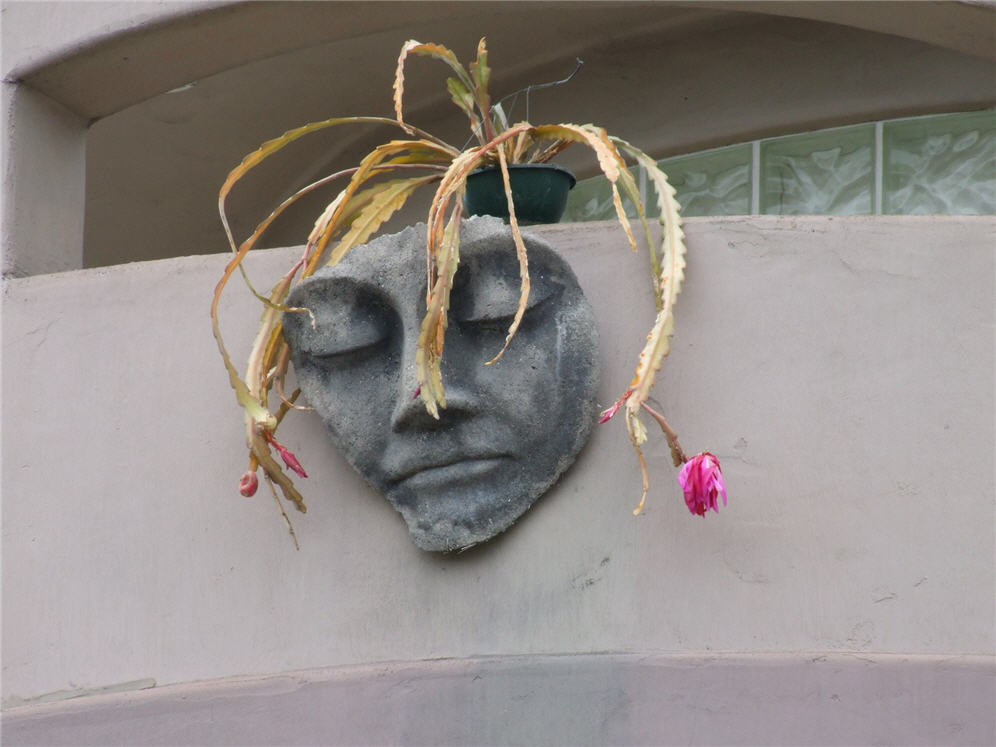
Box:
[211,38,725,545]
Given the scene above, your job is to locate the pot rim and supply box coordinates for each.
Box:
[468,162,576,187]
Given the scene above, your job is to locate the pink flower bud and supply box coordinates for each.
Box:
[598,389,632,424]
[239,470,259,497]
[263,431,309,479]
[678,452,727,516]
[280,449,308,477]
[598,404,619,425]
[278,447,308,479]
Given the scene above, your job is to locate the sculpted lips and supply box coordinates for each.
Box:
[388,454,511,490]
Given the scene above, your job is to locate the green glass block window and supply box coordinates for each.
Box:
[562,110,995,221]
[561,166,641,222]
[657,144,752,217]
[884,110,996,215]
[562,170,616,222]
[760,125,874,215]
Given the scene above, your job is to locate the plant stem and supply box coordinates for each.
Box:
[263,473,300,551]
[640,402,688,467]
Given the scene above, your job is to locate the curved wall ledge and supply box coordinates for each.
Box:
[4,653,993,746]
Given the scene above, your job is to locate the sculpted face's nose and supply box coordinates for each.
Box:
[390,347,437,432]
[389,317,480,433]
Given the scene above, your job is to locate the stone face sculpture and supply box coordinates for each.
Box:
[282,217,599,551]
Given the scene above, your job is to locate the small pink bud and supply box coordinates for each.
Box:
[263,431,309,479]
[278,446,308,479]
[239,470,259,497]
[598,389,632,424]
[677,452,727,516]
[412,385,422,400]
[598,406,619,425]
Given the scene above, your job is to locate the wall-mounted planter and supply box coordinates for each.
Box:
[464,163,577,224]
[281,218,599,552]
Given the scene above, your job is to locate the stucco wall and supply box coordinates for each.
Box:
[2,216,994,741]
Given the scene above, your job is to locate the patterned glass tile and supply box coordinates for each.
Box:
[657,144,752,217]
[760,125,874,215]
[563,168,641,222]
[883,110,996,215]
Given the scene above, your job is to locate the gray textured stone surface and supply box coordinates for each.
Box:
[282,217,599,551]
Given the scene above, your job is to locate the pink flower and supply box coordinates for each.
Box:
[239,470,259,497]
[678,452,727,516]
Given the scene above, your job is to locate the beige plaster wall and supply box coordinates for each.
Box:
[0,83,86,277]
[3,217,993,717]
[2,3,994,740]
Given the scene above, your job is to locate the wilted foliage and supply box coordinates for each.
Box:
[212,38,695,542]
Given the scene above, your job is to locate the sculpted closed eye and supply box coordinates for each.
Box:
[451,267,559,325]
[310,329,386,360]
[287,282,392,361]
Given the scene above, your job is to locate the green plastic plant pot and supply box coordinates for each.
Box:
[464,163,577,225]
